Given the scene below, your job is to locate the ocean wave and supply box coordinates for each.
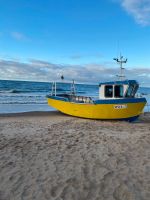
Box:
[0,89,47,93]
[0,88,67,94]
[0,89,30,93]
[0,101,47,104]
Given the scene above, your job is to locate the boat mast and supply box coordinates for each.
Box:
[113,54,127,81]
[51,81,57,96]
[71,79,76,95]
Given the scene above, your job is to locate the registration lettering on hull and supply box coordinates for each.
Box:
[114,105,127,109]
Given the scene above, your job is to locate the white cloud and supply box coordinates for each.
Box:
[0,58,150,86]
[70,53,103,60]
[118,0,150,25]
[11,32,29,41]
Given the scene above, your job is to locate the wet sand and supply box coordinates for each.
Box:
[0,111,150,200]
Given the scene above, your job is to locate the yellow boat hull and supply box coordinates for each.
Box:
[47,97,146,121]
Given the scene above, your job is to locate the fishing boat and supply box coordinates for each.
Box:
[47,56,147,121]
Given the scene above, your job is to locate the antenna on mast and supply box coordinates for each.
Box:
[113,54,127,81]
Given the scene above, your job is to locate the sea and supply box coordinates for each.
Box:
[0,79,150,114]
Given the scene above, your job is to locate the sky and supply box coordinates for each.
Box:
[0,0,150,86]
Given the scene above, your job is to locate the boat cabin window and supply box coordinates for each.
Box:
[114,85,123,98]
[125,84,138,97]
[131,84,139,97]
[105,85,113,98]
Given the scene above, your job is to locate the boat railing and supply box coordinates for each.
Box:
[51,81,76,96]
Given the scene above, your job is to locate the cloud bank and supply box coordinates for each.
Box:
[0,58,150,86]
[118,0,150,25]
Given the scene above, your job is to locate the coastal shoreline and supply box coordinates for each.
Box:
[0,111,150,199]
[0,110,61,117]
[0,104,55,114]
[0,110,150,121]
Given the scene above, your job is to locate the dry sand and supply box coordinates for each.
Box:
[0,111,150,200]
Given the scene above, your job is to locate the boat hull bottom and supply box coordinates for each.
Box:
[58,110,139,122]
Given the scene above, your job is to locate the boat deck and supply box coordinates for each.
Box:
[55,94,93,104]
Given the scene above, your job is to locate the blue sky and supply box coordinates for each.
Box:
[0,0,150,86]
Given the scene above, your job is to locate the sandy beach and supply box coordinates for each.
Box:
[0,111,150,200]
